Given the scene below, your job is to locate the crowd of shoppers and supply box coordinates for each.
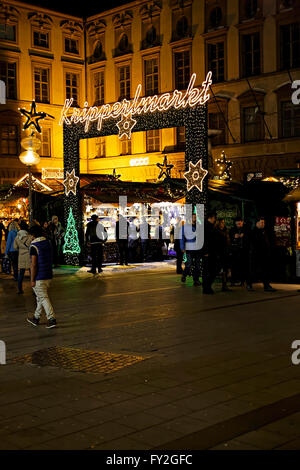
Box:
[0,216,63,328]
[0,209,286,331]
[179,213,277,293]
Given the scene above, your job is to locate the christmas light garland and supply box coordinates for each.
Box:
[63,104,208,265]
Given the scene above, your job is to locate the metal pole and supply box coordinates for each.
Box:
[28,165,32,226]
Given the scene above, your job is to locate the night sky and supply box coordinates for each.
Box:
[20,0,131,18]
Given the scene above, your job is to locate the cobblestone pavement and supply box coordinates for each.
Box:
[0,264,300,450]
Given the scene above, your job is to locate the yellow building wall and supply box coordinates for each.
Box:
[0,0,300,186]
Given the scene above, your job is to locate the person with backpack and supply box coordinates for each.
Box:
[26,224,56,329]
[13,220,33,294]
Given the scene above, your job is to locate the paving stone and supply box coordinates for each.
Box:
[91,436,148,450]
[38,417,91,437]
[114,411,165,430]
[84,421,135,444]
[237,429,292,449]
[6,427,55,449]
[211,439,260,450]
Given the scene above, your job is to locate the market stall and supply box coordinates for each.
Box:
[81,178,186,264]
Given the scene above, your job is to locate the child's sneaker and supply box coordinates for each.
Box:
[46,318,57,329]
[27,316,40,327]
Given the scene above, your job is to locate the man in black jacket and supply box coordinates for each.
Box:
[115,214,129,265]
[86,214,107,274]
[229,217,249,286]
[247,217,277,292]
[202,212,218,294]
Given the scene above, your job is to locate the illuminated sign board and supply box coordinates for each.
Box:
[60,72,212,134]
[130,157,149,167]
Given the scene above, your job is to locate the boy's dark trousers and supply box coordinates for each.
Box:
[91,243,103,272]
[117,240,128,265]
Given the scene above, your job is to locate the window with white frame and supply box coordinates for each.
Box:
[65,72,80,106]
[40,127,51,157]
[64,37,79,54]
[0,124,18,155]
[0,23,16,41]
[34,66,50,103]
[146,129,160,152]
[33,30,49,49]
[118,65,130,100]
[95,137,106,157]
[174,50,190,90]
[93,70,104,105]
[144,57,159,96]
[120,135,132,155]
[0,61,17,100]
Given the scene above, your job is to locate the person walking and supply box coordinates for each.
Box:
[51,215,65,267]
[216,218,231,292]
[115,214,129,265]
[139,217,151,262]
[128,217,139,263]
[0,220,6,255]
[26,224,56,328]
[174,218,184,274]
[180,213,201,286]
[5,219,19,281]
[247,217,277,292]
[41,220,52,239]
[13,221,32,294]
[229,217,249,286]
[85,214,107,274]
[202,212,218,294]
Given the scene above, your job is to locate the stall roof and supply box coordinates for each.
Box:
[0,185,28,203]
[82,178,186,203]
[283,187,300,203]
[40,173,123,194]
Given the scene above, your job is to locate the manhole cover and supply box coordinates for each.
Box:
[12,346,146,374]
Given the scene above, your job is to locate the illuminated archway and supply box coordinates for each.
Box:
[62,80,209,265]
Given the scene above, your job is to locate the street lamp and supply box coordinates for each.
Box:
[19,135,41,225]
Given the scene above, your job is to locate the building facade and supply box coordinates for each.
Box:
[0,0,300,185]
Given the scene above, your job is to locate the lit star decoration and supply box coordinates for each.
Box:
[19,100,54,133]
[184,159,208,192]
[216,150,233,181]
[63,169,79,196]
[156,155,174,180]
[116,113,137,139]
[110,169,121,181]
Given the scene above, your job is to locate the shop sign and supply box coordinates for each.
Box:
[130,157,149,167]
[42,168,64,179]
[59,72,213,133]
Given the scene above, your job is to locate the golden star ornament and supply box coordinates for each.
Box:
[19,100,54,133]
[63,169,79,197]
[156,155,174,180]
[116,113,137,139]
[183,159,208,192]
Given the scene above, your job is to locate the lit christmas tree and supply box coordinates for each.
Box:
[63,207,81,254]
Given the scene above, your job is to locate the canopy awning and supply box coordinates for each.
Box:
[283,187,300,203]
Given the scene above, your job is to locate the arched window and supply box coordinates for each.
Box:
[93,40,103,59]
[245,0,258,19]
[146,25,157,46]
[210,7,223,28]
[176,16,188,38]
[119,33,129,52]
